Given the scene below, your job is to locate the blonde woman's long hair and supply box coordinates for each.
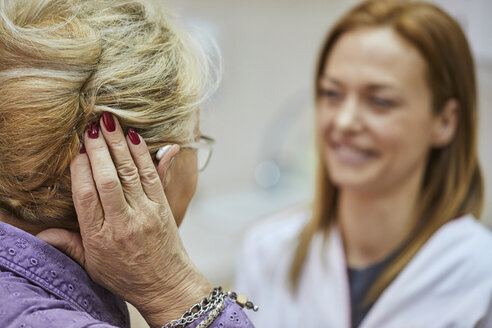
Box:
[290,0,483,303]
[0,0,215,229]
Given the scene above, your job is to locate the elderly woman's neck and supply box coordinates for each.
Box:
[0,208,47,236]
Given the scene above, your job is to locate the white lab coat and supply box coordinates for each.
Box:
[235,211,492,328]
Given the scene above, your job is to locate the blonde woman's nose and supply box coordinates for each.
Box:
[335,97,362,132]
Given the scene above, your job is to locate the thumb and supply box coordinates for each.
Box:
[36,229,86,268]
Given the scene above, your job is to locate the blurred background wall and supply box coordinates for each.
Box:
[130,0,492,326]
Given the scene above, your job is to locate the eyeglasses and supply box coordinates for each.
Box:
[182,135,215,172]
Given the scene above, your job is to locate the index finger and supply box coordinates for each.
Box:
[84,123,129,224]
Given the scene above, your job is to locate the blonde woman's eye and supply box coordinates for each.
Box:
[319,89,341,100]
[370,96,396,108]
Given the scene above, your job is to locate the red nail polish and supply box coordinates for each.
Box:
[79,143,86,154]
[128,128,141,145]
[88,123,99,139]
[102,112,115,132]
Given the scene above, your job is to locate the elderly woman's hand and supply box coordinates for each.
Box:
[37,114,211,328]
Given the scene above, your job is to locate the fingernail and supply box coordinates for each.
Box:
[79,143,86,154]
[156,145,172,161]
[102,112,115,132]
[88,123,99,139]
[128,128,141,145]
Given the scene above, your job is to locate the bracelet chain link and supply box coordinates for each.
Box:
[161,287,227,328]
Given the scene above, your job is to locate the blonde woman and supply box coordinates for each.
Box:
[236,0,492,327]
[0,0,256,327]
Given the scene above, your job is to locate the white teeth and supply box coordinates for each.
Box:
[333,144,373,165]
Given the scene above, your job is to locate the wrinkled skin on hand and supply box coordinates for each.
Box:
[37,114,211,328]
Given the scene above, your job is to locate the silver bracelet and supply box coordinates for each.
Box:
[161,287,227,328]
[196,298,225,328]
[161,287,259,328]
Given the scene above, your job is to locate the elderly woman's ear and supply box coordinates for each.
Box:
[155,145,181,188]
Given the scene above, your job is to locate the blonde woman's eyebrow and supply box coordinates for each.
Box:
[366,84,400,93]
[319,75,343,87]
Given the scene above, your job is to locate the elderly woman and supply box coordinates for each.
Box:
[236,0,492,327]
[0,0,255,327]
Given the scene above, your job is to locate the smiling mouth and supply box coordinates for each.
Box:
[329,142,378,165]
